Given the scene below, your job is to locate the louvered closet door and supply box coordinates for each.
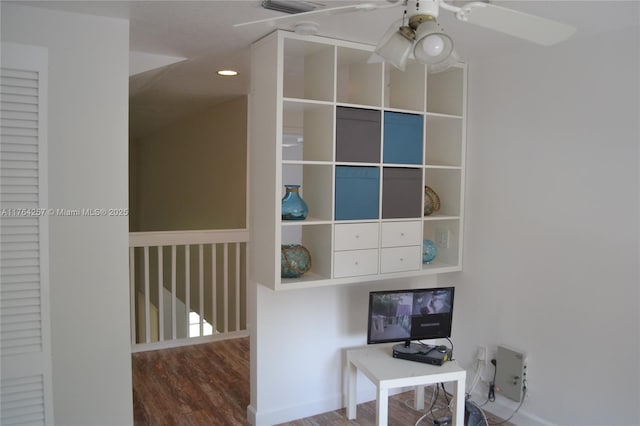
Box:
[1,43,53,426]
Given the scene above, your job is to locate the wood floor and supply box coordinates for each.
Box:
[132,337,250,425]
[132,337,512,426]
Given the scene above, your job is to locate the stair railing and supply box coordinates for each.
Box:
[129,229,249,352]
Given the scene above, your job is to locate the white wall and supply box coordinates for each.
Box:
[2,5,133,425]
[249,275,440,425]
[451,23,639,425]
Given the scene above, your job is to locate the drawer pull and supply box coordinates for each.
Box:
[355,234,360,239]
[355,261,359,265]
[400,232,405,236]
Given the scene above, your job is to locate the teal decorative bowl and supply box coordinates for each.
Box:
[281,244,312,278]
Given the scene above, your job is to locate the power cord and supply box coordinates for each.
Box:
[488,359,497,402]
[445,337,454,360]
[488,379,528,425]
[414,383,453,426]
[466,354,485,397]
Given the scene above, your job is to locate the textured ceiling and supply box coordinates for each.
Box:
[21,1,640,139]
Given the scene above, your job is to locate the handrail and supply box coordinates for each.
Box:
[130,228,249,247]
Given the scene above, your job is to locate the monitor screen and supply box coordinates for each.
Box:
[367,286,454,345]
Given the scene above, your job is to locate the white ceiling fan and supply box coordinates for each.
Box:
[235,0,576,71]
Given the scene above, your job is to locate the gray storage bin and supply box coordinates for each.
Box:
[336,107,381,163]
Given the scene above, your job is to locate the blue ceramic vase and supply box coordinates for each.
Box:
[422,240,438,264]
[281,244,312,278]
[281,184,308,220]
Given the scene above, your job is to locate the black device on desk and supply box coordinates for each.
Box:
[366,286,454,365]
[392,342,453,366]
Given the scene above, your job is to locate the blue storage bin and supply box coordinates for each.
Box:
[335,166,380,220]
[383,112,423,165]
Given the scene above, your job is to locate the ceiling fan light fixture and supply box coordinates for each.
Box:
[374,27,413,71]
[413,19,454,65]
[427,49,461,74]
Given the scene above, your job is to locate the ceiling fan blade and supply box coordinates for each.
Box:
[456,2,576,46]
[234,3,380,28]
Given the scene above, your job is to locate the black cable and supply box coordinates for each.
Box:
[445,337,454,360]
[440,382,450,406]
[428,383,440,420]
[488,359,497,402]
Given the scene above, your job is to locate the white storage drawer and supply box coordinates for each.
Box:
[380,246,420,273]
[334,223,379,251]
[334,249,378,278]
[381,221,422,247]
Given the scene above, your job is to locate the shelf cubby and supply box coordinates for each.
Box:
[424,115,463,167]
[281,223,333,284]
[282,101,334,162]
[424,168,461,218]
[282,163,333,222]
[337,47,382,107]
[426,66,465,116]
[422,219,461,268]
[283,38,334,102]
[384,61,426,112]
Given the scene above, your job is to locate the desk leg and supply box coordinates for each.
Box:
[376,387,389,426]
[414,385,425,410]
[347,361,357,420]
[452,376,466,426]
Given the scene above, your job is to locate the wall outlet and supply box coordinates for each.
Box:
[476,346,487,362]
[495,345,527,402]
[435,228,450,248]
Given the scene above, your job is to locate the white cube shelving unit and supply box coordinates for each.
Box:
[249,30,467,290]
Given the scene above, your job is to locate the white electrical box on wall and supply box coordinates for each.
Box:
[495,344,527,402]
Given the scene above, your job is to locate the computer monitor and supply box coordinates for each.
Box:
[367,286,454,345]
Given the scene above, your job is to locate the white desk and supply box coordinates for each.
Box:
[346,345,466,426]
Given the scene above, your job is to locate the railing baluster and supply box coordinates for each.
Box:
[158,246,164,342]
[144,246,151,343]
[235,242,240,332]
[171,245,177,340]
[223,242,229,334]
[185,244,191,338]
[199,244,204,337]
[129,247,135,345]
[212,243,217,333]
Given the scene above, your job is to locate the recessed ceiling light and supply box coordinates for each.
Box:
[217,69,238,76]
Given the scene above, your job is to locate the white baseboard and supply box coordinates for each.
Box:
[247,393,343,426]
[246,387,412,425]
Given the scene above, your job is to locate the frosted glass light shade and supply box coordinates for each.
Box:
[421,35,444,57]
[375,27,413,71]
[413,21,453,65]
[427,49,461,74]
